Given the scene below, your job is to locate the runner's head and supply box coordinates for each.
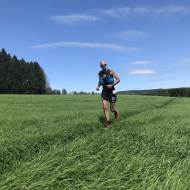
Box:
[100,61,107,70]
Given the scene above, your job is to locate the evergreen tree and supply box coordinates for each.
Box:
[20,58,27,94]
[12,55,20,94]
[39,66,47,94]
[0,48,48,94]
[62,89,67,95]
[0,48,8,93]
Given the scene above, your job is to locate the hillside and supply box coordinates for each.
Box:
[117,89,161,95]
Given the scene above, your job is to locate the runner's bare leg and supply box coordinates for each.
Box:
[102,100,109,121]
[110,103,117,113]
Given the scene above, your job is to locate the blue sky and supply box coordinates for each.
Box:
[1,0,190,93]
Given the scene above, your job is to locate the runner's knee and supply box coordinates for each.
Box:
[103,105,107,110]
[110,107,115,112]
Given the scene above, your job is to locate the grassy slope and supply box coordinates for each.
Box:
[0,95,190,189]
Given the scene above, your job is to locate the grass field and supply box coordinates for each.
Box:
[0,94,190,189]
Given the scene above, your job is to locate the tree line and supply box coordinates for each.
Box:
[0,48,100,95]
[0,48,48,94]
[51,89,100,95]
[67,91,99,95]
[142,88,190,97]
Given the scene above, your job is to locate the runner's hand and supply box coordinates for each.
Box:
[106,84,113,89]
[96,86,99,91]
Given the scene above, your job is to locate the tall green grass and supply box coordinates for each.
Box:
[0,95,190,189]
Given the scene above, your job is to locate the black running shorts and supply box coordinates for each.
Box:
[101,90,117,103]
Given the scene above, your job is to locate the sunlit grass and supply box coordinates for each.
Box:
[0,95,190,189]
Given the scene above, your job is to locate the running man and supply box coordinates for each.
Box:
[96,61,120,129]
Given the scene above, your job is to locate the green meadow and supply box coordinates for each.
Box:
[0,94,190,189]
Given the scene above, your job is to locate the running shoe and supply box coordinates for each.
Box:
[105,124,111,129]
[115,110,119,121]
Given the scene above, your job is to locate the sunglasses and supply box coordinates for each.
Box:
[100,64,106,67]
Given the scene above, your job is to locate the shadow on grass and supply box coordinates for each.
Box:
[119,98,176,120]
[99,115,116,127]
[99,116,106,127]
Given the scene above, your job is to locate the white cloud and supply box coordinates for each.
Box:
[50,5,190,26]
[102,5,190,19]
[102,7,131,19]
[112,30,149,39]
[167,5,190,14]
[30,42,140,52]
[178,57,190,62]
[127,60,154,65]
[128,69,157,75]
[134,5,190,14]
[136,79,165,83]
[136,76,189,83]
[133,7,148,13]
[50,14,101,25]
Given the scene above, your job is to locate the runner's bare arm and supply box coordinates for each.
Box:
[110,69,120,86]
[96,72,101,90]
